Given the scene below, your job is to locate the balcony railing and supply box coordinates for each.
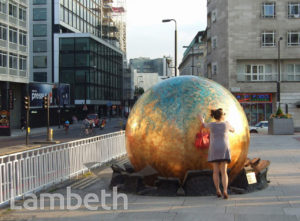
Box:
[237,73,300,82]
[237,73,277,82]
[281,74,300,81]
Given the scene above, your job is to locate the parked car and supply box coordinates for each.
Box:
[87,113,100,127]
[249,121,268,134]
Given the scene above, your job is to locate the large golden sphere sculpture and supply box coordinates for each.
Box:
[126,76,249,182]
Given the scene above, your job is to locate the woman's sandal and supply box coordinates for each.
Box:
[223,192,229,199]
[216,191,222,198]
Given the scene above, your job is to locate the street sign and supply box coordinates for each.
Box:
[9,89,13,110]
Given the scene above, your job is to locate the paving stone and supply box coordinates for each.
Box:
[226,206,285,215]
[284,208,300,216]
[234,214,299,221]
[172,213,234,221]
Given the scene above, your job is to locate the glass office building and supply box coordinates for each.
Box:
[58,35,123,114]
[27,0,125,126]
[59,0,101,38]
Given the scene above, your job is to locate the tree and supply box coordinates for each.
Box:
[134,86,144,96]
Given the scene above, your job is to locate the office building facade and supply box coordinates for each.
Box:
[206,0,300,129]
[28,0,124,126]
[0,0,29,133]
[129,57,172,77]
[179,31,206,77]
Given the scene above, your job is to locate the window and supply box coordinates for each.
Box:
[288,31,300,46]
[9,53,17,69]
[207,13,211,28]
[9,27,17,44]
[75,53,89,67]
[0,1,6,14]
[212,9,217,22]
[60,38,74,51]
[288,3,300,18]
[19,30,27,46]
[212,36,217,49]
[19,7,26,22]
[207,40,212,54]
[243,64,273,81]
[0,50,7,67]
[33,8,47,21]
[33,24,47,37]
[19,55,26,70]
[262,2,276,18]
[9,3,17,17]
[33,40,47,52]
[212,63,217,75]
[60,6,63,21]
[33,56,47,68]
[33,72,47,82]
[286,64,300,81]
[33,0,47,5]
[262,31,276,46]
[0,23,7,40]
[75,38,89,51]
[207,63,212,78]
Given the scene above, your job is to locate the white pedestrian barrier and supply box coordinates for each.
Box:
[0,131,126,207]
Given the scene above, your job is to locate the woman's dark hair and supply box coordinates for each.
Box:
[210,108,224,120]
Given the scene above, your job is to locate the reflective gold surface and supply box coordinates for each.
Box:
[126,76,250,182]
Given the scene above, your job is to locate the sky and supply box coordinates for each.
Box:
[126,0,207,63]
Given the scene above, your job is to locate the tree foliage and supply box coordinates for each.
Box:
[134,86,144,96]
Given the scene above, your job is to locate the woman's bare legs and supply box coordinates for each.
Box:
[212,163,221,196]
[220,162,228,199]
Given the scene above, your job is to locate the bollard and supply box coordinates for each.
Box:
[120,120,123,130]
[47,128,53,141]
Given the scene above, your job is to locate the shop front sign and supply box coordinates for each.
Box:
[235,93,272,103]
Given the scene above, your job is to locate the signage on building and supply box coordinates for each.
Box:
[230,87,241,92]
[235,93,272,103]
[29,83,70,107]
[8,89,14,110]
[0,110,9,128]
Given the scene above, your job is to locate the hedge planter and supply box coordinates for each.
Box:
[268,118,294,135]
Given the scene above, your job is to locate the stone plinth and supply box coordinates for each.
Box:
[268,118,294,135]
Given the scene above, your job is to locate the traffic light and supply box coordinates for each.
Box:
[24,96,30,110]
[43,96,49,109]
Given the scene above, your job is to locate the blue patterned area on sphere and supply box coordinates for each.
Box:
[138,76,227,131]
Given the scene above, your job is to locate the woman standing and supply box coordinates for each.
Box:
[198,108,235,199]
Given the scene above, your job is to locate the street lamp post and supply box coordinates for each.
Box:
[162,19,177,77]
[277,37,283,110]
[183,45,194,76]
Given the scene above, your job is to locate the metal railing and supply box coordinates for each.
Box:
[237,73,278,82]
[0,131,126,207]
[237,73,300,82]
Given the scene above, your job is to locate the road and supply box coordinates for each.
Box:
[0,118,126,149]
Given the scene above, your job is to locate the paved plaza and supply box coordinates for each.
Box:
[1,133,300,221]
